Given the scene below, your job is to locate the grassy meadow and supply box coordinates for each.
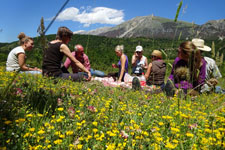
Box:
[0,62,225,150]
[0,15,225,149]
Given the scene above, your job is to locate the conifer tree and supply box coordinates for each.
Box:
[41,17,47,50]
[37,17,47,50]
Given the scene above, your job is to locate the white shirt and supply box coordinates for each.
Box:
[132,55,147,74]
[204,57,222,80]
[6,46,25,71]
[201,57,222,93]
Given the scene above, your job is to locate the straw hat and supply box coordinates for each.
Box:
[135,45,143,52]
[192,38,211,52]
[151,50,162,59]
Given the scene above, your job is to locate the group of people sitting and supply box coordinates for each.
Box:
[6,26,223,96]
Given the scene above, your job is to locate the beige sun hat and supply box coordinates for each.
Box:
[151,50,162,59]
[192,38,211,52]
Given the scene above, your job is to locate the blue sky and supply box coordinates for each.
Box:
[0,0,224,43]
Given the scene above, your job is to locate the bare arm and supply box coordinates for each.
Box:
[18,53,42,72]
[143,57,148,70]
[131,54,138,67]
[145,63,152,79]
[118,54,126,82]
[60,44,91,80]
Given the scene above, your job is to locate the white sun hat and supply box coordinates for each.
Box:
[192,38,211,52]
[135,45,143,52]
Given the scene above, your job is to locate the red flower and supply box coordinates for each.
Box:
[68,107,75,118]
[87,106,97,112]
[57,98,63,106]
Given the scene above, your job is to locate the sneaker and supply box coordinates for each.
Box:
[164,79,175,97]
[132,77,141,90]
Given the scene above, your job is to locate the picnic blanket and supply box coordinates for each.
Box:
[92,73,161,92]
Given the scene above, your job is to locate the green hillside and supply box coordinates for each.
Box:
[0,34,224,74]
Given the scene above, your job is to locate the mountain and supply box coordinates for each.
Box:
[77,15,225,40]
[74,27,113,36]
[196,19,225,40]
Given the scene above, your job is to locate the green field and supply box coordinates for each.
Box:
[0,34,225,149]
[0,67,225,149]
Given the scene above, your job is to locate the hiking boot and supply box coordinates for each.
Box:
[164,79,175,97]
[132,77,141,90]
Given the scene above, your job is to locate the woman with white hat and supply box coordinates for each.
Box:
[145,50,166,90]
[131,45,148,76]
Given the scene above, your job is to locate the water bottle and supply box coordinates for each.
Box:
[140,73,146,86]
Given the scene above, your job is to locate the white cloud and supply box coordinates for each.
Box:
[55,6,124,26]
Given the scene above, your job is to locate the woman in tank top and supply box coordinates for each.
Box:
[111,45,128,82]
[131,45,148,76]
[42,26,91,81]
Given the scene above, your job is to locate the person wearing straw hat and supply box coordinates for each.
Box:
[131,45,148,76]
[144,50,166,90]
[192,38,222,93]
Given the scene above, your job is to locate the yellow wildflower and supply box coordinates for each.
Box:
[4,120,12,125]
[186,132,194,138]
[26,114,33,118]
[54,139,62,145]
[29,128,35,132]
[37,114,43,117]
[93,128,98,133]
[92,121,98,126]
[37,130,45,135]
[66,131,74,136]
[158,122,164,126]
[76,144,83,149]
[57,107,64,111]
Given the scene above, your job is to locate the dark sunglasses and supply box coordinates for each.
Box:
[136,51,142,54]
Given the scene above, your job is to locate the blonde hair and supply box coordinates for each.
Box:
[115,45,124,52]
[17,32,33,45]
